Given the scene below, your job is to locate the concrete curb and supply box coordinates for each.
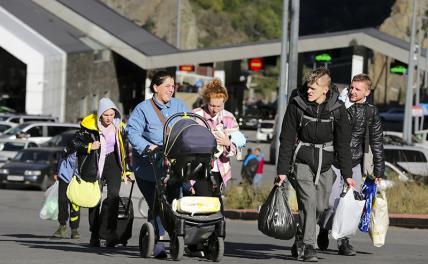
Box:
[224,209,428,229]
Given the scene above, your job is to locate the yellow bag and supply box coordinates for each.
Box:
[66,176,101,208]
[172,196,221,215]
[369,191,389,247]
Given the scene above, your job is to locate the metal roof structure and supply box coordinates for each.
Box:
[0,0,90,53]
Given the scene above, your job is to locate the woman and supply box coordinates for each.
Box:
[126,71,188,258]
[70,97,131,247]
[192,79,240,196]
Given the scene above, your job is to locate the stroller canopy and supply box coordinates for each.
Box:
[164,118,217,158]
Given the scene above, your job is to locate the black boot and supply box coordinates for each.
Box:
[317,228,329,251]
[89,233,100,247]
[291,225,304,260]
[303,244,318,262]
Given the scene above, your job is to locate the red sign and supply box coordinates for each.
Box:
[248,58,263,71]
[179,65,194,72]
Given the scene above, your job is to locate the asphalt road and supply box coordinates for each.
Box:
[0,187,428,264]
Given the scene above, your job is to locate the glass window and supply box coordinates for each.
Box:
[26,126,43,137]
[0,142,26,151]
[400,150,427,162]
[384,149,400,164]
[14,151,50,163]
[47,126,77,137]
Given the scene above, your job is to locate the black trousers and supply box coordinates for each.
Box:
[89,153,121,236]
[58,178,80,229]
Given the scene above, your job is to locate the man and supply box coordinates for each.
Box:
[276,68,355,262]
[317,73,384,256]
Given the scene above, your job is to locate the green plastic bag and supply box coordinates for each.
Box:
[39,181,59,220]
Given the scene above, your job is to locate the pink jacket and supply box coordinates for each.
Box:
[193,107,239,185]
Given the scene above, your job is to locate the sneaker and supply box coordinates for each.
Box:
[317,228,329,251]
[303,245,318,262]
[338,239,356,256]
[52,225,67,239]
[89,233,100,248]
[70,229,80,239]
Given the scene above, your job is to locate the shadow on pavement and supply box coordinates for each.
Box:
[224,241,298,260]
[1,234,141,258]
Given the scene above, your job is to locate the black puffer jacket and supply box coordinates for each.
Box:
[346,102,384,178]
[277,87,352,179]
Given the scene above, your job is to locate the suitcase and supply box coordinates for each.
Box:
[99,180,135,246]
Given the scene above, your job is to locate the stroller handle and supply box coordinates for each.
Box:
[162,112,212,142]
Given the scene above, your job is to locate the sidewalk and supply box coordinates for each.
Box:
[224,209,428,229]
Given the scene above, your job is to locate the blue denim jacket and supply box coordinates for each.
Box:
[126,97,188,181]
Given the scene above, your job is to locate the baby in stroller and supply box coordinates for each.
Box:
[139,113,226,261]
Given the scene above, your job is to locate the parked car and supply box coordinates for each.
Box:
[0,147,63,190]
[383,131,428,149]
[384,144,428,178]
[4,114,58,124]
[256,120,275,142]
[41,130,76,147]
[0,139,39,167]
[0,122,79,144]
[0,121,17,135]
[379,107,404,122]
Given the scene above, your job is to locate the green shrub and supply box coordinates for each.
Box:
[223,183,271,209]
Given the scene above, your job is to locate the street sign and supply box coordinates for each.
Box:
[315,53,332,62]
[412,105,424,117]
[390,65,407,75]
[179,65,194,72]
[248,58,263,71]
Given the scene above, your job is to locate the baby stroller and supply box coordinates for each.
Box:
[139,112,226,261]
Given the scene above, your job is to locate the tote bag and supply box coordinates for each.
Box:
[66,175,101,208]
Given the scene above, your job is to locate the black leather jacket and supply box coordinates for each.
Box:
[347,102,384,178]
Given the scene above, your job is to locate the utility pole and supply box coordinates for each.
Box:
[287,0,300,96]
[404,0,417,144]
[275,0,290,164]
[176,0,181,49]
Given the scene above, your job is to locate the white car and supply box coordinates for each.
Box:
[256,120,275,142]
[0,122,79,144]
[0,139,39,167]
[383,131,428,149]
[384,144,428,177]
[0,121,17,135]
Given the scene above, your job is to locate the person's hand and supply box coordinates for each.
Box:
[53,174,58,181]
[346,178,357,188]
[214,131,231,147]
[149,145,158,151]
[276,174,287,186]
[375,177,382,185]
[91,141,101,150]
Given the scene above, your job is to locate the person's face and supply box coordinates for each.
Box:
[207,97,225,117]
[254,149,260,156]
[101,108,115,127]
[307,75,330,104]
[154,77,175,104]
[349,81,370,103]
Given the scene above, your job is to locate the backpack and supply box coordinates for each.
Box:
[58,151,78,183]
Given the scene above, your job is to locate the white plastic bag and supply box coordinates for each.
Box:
[39,181,59,220]
[332,188,365,239]
[369,191,389,247]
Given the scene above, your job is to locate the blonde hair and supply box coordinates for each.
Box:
[200,79,228,104]
[306,67,331,87]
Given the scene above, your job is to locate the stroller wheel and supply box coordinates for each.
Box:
[170,234,184,261]
[206,235,224,262]
[139,222,154,258]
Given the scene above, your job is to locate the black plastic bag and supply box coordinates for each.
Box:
[258,185,296,240]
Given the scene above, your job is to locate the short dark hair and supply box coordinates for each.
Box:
[351,73,372,90]
[149,71,174,93]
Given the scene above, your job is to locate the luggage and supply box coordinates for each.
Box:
[99,180,134,246]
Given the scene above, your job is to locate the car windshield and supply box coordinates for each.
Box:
[13,151,51,163]
[2,123,28,135]
[0,142,26,151]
